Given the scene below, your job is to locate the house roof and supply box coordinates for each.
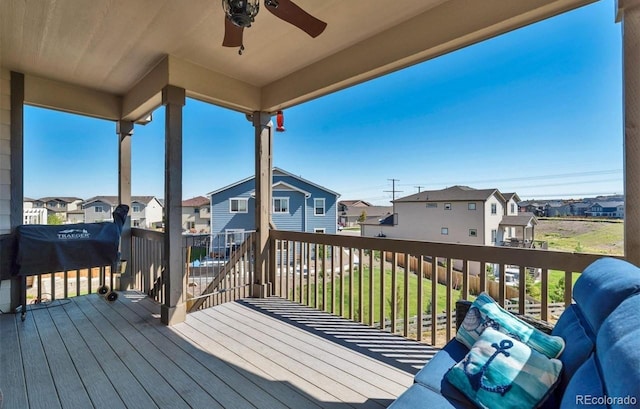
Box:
[207,167,340,198]
[590,201,625,208]
[499,213,537,227]
[182,196,210,207]
[339,200,372,207]
[502,193,521,203]
[360,213,395,226]
[340,206,392,218]
[36,196,83,203]
[394,186,505,203]
[83,196,159,207]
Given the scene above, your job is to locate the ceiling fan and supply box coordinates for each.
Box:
[222,0,327,54]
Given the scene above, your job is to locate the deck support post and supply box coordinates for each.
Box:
[252,111,273,297]
[619,0,640,266]
[117,120,133,289]
[161,85,186,325]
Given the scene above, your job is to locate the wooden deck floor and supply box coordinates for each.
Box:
[0,292,439,409]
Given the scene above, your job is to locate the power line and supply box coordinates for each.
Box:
[398,169,623,188]
[384,179,402,224]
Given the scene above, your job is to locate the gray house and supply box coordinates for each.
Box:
[83,196,164,228]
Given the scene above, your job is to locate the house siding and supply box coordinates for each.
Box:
[0,69,11,312]
[210,170,338,237]
[362,191,509,247]
[0,69,10,234]
[363,200,485,245]
[211,179,256,235]
[483,195,504,245]
[84,200,114,223]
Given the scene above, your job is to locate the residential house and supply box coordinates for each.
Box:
[208,168,340,249]
[586,201,625,219]
[361,186,534,247]
[83,196,164,228]
[338,200,392,227]
[182,196,211,233]
[31,196,83,222]
[22,197,46,224]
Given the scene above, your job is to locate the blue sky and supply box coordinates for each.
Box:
[24,0,622,205]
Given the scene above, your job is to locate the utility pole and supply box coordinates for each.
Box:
[384,179,402,225]
[415,186,425,193]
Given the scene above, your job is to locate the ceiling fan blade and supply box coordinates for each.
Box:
[265,0,327,38]
[222,17,244,47]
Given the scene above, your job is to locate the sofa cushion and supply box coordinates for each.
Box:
[415,338,468,388]
[559,354,606,408]
[456,292,565,358]
[447,328,562,409]
[551,304,594,390]
[414,339,471,402]
[387,383,476,409]
[595,294,640,405]
[573,257,640,334]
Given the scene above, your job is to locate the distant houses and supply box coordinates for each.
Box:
[519,196,624,219]
[338,200,392,227]
[22,195,164,228]
[83,196,164,228]
[182,196,211,233]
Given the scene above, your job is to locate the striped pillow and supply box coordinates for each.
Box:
[447,328,562,409]
[456,292,565,359]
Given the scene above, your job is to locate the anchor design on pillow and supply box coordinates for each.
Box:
[462,339,514,396]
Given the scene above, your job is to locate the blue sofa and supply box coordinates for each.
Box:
[388,257,640,409]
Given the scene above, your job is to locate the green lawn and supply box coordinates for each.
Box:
[532,269,581,303]
[295,264,463,323]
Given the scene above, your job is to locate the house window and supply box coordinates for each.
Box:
[133,220,140,227]
[491,203,497,215]
[194,208,200,214]
[426,203,437,208]
[95,206,103,212]
[468,203,476,210]
[314,198,326,216]
[491,229,497,243]
[132,205,141,212]
[444,203,452,210]
[469,229,477,237]
[314,228,325,234]
[273,198,289,213]
[441,227,449,235]
[510,203,516,213]
[230,198,248,213]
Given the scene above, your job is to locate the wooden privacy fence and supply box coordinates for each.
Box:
[380,302,566,334]
[390,253,521,301]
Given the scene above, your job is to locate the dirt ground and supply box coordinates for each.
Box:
[535,218,624,255]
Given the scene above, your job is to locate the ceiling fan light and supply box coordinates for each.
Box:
[222,0,260,28]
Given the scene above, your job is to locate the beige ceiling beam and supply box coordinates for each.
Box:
[261,0,596,112]
[24,74,121,120]
[168,57,261,113]
[121,57,169,122]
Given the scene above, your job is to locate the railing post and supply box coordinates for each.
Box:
[117,120,133,290]
[252,111,272,298]
[619,0,640,266]
[160,85,186,325]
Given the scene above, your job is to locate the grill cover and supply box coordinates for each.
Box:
[15,204,129,276]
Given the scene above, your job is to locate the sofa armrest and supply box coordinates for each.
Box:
[455,299,554,335]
